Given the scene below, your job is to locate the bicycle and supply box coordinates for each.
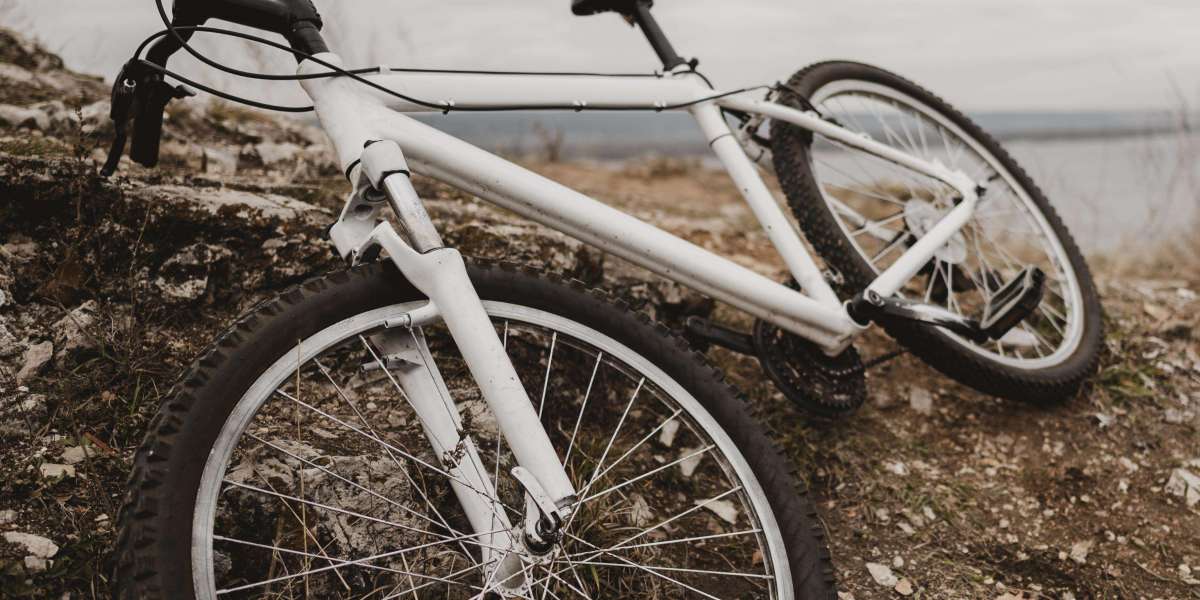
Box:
[105,0,1104,598]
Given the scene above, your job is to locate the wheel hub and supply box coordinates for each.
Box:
[903,199,968,264]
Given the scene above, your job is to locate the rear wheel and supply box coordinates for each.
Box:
[114,262,837,599]
[772,61,1103,403]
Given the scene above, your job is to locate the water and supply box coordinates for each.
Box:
[412,111,1198,255]
[1004,132,1198,254]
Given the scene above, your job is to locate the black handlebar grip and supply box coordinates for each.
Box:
[172,0,327,57]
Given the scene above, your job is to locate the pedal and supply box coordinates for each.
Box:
[980,266,1045,340]
[849,266,1046,344]
[684,316,755,355]
[849,290,990,344]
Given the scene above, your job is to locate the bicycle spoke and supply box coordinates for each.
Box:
[585,408,683,487]
[205,311,781,598]
[215,526,505,595]
[563,351,603,467]
[570,558,773,580]
[538,331,558,418]
[311,357,478,562]
[577,444,715,506]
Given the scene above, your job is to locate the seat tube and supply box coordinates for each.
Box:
[690,102,841,307]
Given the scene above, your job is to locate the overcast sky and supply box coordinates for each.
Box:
[6,0,1199,112]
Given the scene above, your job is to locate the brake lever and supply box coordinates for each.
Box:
[99,59,195,177]
[129,75,195,169]
[100,61,141,177]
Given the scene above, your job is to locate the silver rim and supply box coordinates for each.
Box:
[803,79,1086,369]
[191,300,793,599]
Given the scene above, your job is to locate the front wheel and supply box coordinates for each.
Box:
[772,61,1104,403]
[114,262,836,599]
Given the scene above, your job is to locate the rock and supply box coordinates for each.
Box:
[866,562,898,587]
[23,555,49,573]
[52,301,98,358]
[154,244,232,304]
[1069,540,1093,564]
[0,321,19,357]
[922,506,937,522]
[679,447,704,477]
[1142,301,1171,321]
[17,394,44,412]
[658,418,680,448]
[15,340,52,383]
[0,29,66,71]
[60,445,89,465]
[201,146,239,175]
[40,463,75,479]
[697,498,738,525]
[137,185,325,221]
[253,142,304,167]
[1164,408,1189,424]
[895,578,914,596]
[0,103,50,130]
[1119,457,1139,472]
[628,494,653,526]
[1165,468,1200,507]
[2,531,59,558]
[0,509,16,525]
[909,387,934,415]
[0,237,38,262]
[885,461,909,476]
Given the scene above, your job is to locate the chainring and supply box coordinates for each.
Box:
[753,318,868,417]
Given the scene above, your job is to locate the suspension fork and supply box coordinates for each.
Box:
[332,141,578,561]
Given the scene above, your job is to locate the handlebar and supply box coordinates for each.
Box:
[101,0,329,176]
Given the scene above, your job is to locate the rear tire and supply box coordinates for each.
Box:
[114,261,837,599]
[772,61,1103,404]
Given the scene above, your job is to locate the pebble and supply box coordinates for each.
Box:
[679,447,704,477]
[909,387,934,415]
[658,419,680,448]
[60,445,89,465]
[1069,540,1093,564]
[2,531,59,558]
[1166,468,1200,507]
[39,463,75,479]
[895,578,914,596]
[15,341,53,383]
[696,498,738,525]
[866,562,898,587]
[24,555,49,572]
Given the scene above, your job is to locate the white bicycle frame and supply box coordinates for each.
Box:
[296,52,981,574]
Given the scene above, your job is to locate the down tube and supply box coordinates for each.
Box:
[373,115,858,347]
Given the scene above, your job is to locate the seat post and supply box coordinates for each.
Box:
[631,1,688,71]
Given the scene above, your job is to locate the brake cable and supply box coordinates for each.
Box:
[135,0,766,114]
[102,0,772,176]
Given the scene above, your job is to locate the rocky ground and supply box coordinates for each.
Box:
[1,28,1198,599]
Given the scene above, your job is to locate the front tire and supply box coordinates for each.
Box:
[114,261,837,599]
[772,61,1103,403]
